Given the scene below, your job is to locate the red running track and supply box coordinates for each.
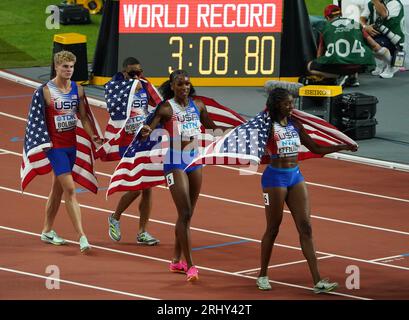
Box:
[0,76,408,300]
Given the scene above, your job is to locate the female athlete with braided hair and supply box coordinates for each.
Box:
[256,88,357,292]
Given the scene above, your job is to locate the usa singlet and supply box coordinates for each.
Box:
[45,80,80,148]
[266,120,301,158]
[164,98,202,141]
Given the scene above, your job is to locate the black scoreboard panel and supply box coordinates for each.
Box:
[118,0,283,86]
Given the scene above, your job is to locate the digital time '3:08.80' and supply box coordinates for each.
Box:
[167,34,278,77]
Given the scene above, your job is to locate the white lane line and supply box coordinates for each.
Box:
[216,165,409,203]
[0,225,370,300]
[370,253,409,262]
[1,185,409,274]
[236,256,335,275]
[0,148,21,157]
[0,111,26,121]
[0,266,159,300]
[3,149,407,237]
[1,110,409,204]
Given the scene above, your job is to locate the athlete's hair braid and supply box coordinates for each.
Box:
[266,88,290,119]
[159,69,196,101]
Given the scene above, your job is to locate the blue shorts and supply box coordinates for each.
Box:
[163,148,202,174]
[261,165,304,189]
[46,147,76,176]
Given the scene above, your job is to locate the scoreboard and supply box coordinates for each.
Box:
[118,0,283,86]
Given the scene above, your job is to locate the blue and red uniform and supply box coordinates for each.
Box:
[262,119,305,188]
[44,80,79,176]
[163,98,202,174]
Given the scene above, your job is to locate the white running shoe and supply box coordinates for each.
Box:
[41,230,66,245]
[372,64,386,76]
[313,278,338,294]
[372,57,386,76]
[256,276,272,290]
[379,65,399,79]
[79,235,91,253]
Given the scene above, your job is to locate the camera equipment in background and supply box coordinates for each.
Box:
[58,3,91,25]
[374,18,402,46]
[374,18,406,68]
[334,93,378,140]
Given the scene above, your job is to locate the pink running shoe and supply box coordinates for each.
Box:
[186,266,199,282]
[169,261,188,274]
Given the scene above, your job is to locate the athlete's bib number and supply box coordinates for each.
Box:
[276,138,300,155]
[125,115,145,134]
[178,121,201,139]
[325,39,365,58]
[177,111,201,139]
[54,114,76,132]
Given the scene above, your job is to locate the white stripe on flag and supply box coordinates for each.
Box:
[109,175,165,189]
[72,164,97,185]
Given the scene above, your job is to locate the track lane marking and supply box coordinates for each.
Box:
[1,186,409,274]
[236,256,335,275]
[0,266,159,300]
[0,225,370,300]
[1,147,408,236]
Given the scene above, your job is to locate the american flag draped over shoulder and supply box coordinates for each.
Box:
[106,96,247,196]
[291,109,357,160]
[97,78,162,161]
[20,85,103,193]
[188,108,358,167]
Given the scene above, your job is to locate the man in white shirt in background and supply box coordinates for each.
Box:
[360,0,405,78]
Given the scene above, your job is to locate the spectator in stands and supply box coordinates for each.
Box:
[360,0,405,78]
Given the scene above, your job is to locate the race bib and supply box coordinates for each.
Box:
[276,138,300,155]
[177,109,201,138]
[125,115,145,134]
[274,123,301,156]
[54,114,77,132]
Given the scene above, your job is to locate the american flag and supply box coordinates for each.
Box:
[291,109,357,160]
[97,78,162,161]
[188,108,358,167]
[20,85,103,193]
[106,96,246,196]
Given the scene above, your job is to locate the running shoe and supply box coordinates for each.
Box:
[256,276,272,290]
[313,278,338,294]
[371,62,386,76]
[136,231,160,246]
[169,261,188,274]
[379,65,399,79]
[40,230,66,245]
[108,214,121,241]
[186,266,199,282]
[79,235,91,253]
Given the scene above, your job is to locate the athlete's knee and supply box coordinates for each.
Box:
[51,183,63,196]
[298,220,313,238]
[265,226,280,240]
[63,186,76,199]
[178,208,193,224]
[127,190,141,200]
